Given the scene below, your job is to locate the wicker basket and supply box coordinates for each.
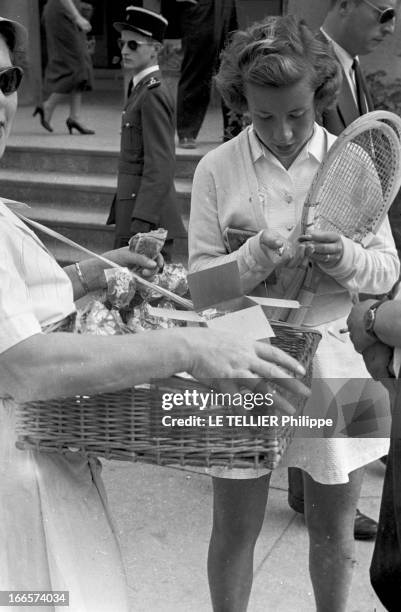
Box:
[15,322,321,471]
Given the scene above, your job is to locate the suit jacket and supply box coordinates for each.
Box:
[107,70,186,240]
[317,31,374,136]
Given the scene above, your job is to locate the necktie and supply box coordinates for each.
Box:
[352,58,369,115]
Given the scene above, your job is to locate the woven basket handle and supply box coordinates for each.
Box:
[5,198,194,310]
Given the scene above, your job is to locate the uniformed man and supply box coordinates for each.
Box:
[107,6,186,258]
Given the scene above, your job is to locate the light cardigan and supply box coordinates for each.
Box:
[189,125,400,327]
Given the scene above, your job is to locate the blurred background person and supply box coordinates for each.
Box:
[33,0,95,135]
[80,1,96,58]
[176,0,243,148]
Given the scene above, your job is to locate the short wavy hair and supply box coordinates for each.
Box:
[215,16,342,115]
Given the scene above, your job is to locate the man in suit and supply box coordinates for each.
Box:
[288,0,398,541]
[107,6,186,257]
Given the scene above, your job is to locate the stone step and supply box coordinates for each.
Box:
[1,144,207,179]
[22,203,189,266]
[0,168,192,216]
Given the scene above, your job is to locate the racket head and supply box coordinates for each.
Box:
[302,115,401,244]
[368,109,401,142]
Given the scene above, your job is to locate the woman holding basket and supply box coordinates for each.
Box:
[189,16,399,612]
[0,16,309,611]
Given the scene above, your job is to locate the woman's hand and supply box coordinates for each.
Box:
[66,248,163,299]
[102,247,163,278]
[299,231,344,268]
[346,299,378,353]
[186,328,310,416]
[259,230,300,268]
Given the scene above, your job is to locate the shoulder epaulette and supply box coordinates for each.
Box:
[147,76,161,90]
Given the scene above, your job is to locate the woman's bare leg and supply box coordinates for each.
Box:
[303,467,364,612]
[43,92,66,121]
[69,91,82,121]
[208,474,270,612]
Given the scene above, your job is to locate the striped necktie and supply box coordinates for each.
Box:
[352,58,369,115]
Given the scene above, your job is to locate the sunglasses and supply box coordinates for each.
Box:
[361,0,396,24]
[117,39,154,52]
[0,66,23,95]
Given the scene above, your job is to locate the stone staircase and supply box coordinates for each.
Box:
[0,144,202,265]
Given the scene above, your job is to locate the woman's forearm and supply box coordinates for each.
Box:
[0,329,193,402]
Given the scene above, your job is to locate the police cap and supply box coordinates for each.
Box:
[113,6,168,43]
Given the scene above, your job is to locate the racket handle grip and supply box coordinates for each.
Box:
[286,287,315,325]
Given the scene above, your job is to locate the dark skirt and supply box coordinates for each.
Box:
[43,0,93,95]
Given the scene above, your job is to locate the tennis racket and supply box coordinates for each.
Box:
[368,109,401,142]
[285,112,401,325]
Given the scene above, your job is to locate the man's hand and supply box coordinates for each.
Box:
[362,342,396,395]
[186,328,310,416]
[346,299,377,353]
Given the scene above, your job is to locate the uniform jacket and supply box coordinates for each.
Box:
[107,69,186,240]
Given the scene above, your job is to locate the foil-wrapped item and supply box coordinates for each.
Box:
[138,263,188,301]
[129,228,167,259]
[125,302,182,333]
[105,267,137,310]
[76,300,128,335]
[125,307,146,333]
[160,263,188,296]
[199,308,228,321]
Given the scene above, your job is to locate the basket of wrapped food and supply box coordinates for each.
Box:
[15,230,321,471]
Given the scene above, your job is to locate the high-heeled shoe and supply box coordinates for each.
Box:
[66,117,95,135]
[33,106,53,133]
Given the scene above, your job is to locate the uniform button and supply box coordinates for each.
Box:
[286,225,294,232]
[131,193,136,197]
[284,192,293,204]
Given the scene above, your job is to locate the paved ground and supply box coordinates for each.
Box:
[102,458,387,612]
[9,92,390,612]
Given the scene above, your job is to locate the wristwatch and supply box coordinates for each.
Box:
[363,300,384,339]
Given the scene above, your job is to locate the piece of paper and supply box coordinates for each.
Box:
[147,306,204,323]
[187,261,242,310]
[206,305,275,340]
[247,296,300,309]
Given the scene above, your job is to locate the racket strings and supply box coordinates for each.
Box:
[305,127,400,242]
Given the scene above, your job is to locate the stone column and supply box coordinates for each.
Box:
[1,0,42,106]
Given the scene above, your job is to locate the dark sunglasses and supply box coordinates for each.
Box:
[0,66,24,95]
[117,38,153,52]
[361,0,396,24]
